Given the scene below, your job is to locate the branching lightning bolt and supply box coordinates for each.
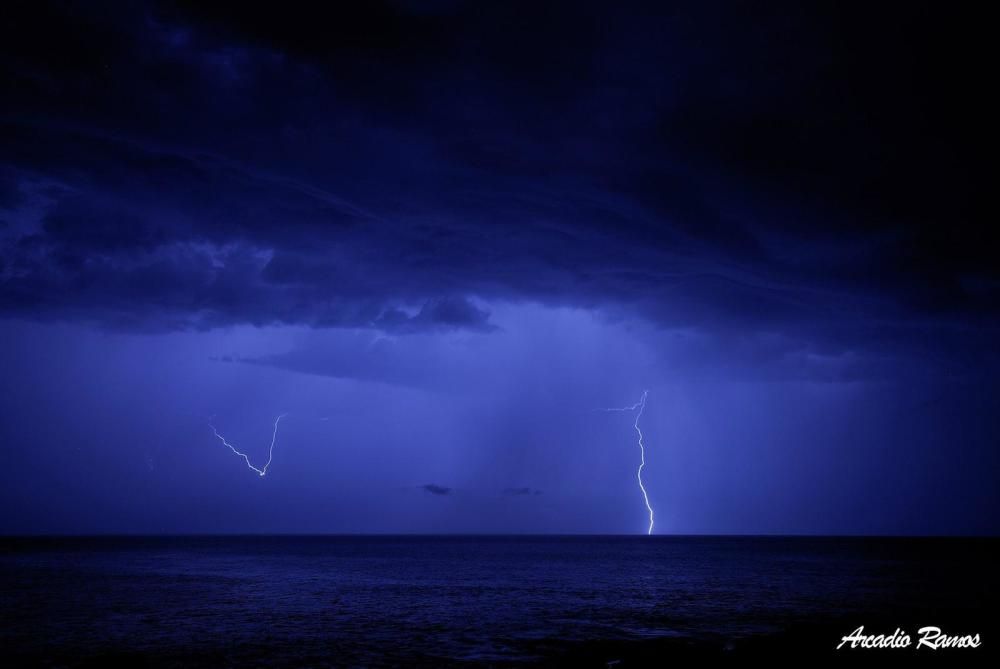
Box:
[209,413,288,477]
[602,390,654,535]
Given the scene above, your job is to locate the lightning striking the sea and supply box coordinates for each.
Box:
[602,391,654,534]
[209,413,288,477]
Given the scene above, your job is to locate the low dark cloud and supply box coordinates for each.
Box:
[502,487,542,497]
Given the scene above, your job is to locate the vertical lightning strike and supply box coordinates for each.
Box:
[209,413,288,477]
[602,391,654,535]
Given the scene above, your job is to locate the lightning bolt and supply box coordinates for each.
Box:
[209,413,288,477]
[602,391,654,535]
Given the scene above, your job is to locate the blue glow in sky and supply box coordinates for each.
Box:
[0,1,996,534]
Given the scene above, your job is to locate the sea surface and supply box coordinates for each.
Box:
[0,536,995,666]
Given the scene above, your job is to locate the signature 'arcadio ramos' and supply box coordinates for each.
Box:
[838,626,981,650]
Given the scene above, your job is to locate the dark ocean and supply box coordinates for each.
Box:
[0,536,995,666]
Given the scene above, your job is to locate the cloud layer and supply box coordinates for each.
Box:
[0,2,994,365]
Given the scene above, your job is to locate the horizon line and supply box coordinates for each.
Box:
[2,532,998,539]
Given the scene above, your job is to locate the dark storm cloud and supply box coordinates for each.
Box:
[421,484,452,496]
[0,2,994,360]
[374,298,497,334]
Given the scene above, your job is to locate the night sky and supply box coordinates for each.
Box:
[1,1,996,534]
